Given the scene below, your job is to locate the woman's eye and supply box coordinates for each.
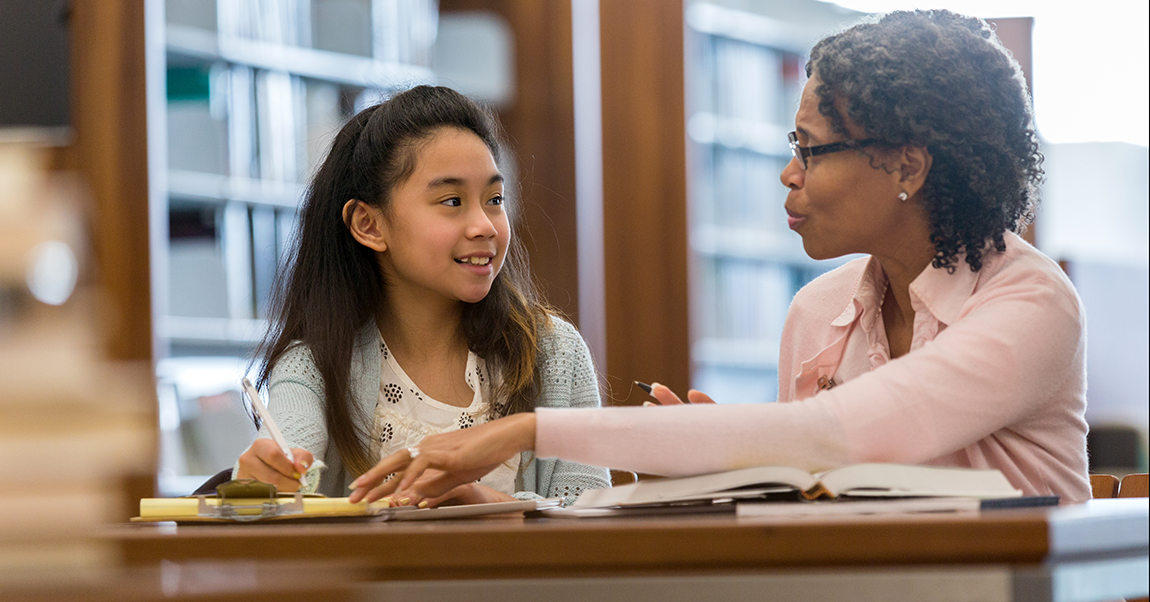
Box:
[487,195,504,206]
[442,197,462,207]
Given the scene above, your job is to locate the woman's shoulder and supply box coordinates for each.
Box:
[979,232,1081,307]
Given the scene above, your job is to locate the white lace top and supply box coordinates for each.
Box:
[370,336,520,495]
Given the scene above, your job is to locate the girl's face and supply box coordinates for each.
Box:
[779,77,910,261]
[379,127,509,306]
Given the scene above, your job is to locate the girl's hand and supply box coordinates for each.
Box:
[390,482,517,509]
[236,438,314,493]
[348,413,536,503]
[648,383,718,405]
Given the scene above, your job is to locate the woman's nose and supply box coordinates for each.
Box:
[780,156,804,190]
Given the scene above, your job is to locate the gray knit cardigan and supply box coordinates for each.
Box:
[240,317,611,505]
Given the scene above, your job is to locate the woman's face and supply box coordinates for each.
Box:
[379,127,510,306]
[780,77,914,261]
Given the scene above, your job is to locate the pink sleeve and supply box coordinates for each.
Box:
[535,402,850,476]
[536,263,1084,477]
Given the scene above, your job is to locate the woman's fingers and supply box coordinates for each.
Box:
[650,382,686,405]
[396,453,433,492]
[351,414,536,503]
[349,449,413,501]
[687,389,718,404]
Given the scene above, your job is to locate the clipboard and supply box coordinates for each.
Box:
[132,479,561,523]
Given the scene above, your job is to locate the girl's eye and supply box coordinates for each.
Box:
[441,197,462,207]
[487,195,504,206]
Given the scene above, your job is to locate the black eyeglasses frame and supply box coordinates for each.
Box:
[787,131,880,170]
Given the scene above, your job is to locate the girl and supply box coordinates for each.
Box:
[235,85,610,507]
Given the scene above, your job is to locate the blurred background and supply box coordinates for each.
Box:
[1,0,1145,503]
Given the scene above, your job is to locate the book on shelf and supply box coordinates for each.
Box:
[571,463,1024,510]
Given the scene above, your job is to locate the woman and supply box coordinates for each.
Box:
[349,10,1091,504]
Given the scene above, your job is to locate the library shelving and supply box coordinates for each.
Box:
[684,2,859,404]
[151,0,437,495]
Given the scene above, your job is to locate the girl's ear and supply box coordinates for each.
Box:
[343,199,388,252]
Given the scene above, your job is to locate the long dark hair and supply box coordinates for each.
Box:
[808,10,1043,272]
[256,86,551,477]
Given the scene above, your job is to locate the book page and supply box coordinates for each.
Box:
[817,464,1021,499]
[573,466,819,508]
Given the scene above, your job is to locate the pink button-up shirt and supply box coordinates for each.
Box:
[537,232,1090,503]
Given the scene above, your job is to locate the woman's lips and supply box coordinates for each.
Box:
[785,209,806,230]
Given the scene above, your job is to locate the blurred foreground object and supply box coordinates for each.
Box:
[0,142,155,586]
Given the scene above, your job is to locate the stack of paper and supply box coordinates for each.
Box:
[0,145,155,585]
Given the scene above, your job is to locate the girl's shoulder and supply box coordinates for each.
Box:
[269,341,323,385]
[536,313,586,356]
[266,324,379,386]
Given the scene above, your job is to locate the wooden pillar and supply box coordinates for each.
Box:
[66,0,157,511]
[598,0,690,403]
[67,0,153,362]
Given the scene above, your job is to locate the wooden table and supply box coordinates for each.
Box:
[104,498,1149,602]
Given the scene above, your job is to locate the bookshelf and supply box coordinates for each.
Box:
[684,2,859,404]
[152,0,437,495]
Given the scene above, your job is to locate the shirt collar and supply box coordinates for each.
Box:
[908,257,979,326]
[831,256,886,327]
[831,253,979,329]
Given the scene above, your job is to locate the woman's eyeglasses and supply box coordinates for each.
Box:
[787,131,879,170]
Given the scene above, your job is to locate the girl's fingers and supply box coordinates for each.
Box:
[254,440,299,479]
[245,460,301,492]
[687,389,718,404]
[292,449,315,474]
[418,484,468,509]
[412,470,469,500]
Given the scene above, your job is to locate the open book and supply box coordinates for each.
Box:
[572,464,1022,509]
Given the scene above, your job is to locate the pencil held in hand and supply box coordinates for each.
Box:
[242,378,308,488]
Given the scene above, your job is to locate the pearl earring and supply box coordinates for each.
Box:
[898,191,909,201]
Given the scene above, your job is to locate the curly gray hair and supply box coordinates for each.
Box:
[808,9,1043,272]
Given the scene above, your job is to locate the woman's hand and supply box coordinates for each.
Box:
[236,438,314,493]
[348,413,536,503]
[646,382,718,405]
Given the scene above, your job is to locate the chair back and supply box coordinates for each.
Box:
[1090,474,1120,499]
[1117,473,1149,498]
[610,470,638,487]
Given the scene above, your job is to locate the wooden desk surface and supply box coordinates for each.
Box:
[105,499,1148,581]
